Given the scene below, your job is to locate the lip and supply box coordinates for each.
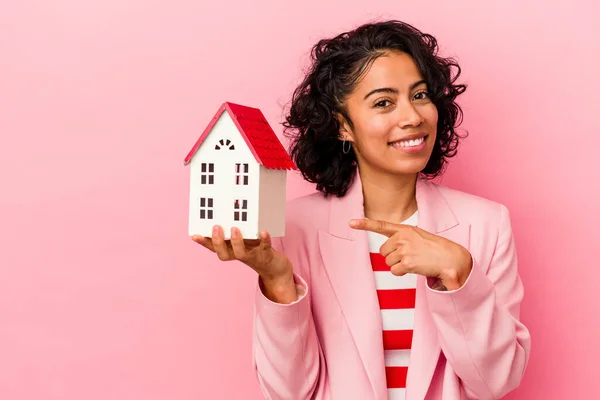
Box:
[388,133,429,154]
[388,132,429,144]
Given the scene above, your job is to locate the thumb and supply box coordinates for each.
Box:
[259,231,272,250]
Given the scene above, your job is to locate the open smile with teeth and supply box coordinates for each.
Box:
[388,135,428,148]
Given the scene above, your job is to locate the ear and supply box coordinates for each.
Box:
[335,112,354,142]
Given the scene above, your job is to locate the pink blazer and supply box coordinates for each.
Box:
[251,174,531,400]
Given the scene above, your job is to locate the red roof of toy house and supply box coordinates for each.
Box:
[183,102,297,170]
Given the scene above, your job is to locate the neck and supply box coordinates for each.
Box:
[358,167,418,225]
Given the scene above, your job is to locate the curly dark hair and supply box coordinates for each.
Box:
[282,19,467,197]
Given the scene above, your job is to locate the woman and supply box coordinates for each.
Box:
[193,20,531,400]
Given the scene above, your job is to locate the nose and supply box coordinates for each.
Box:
[396,101,424,128]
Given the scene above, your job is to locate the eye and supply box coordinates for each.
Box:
[413,91,430,101]
[374,99,392,108]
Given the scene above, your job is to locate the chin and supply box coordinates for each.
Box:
[360,147,433,176]
[388,156,431,176]
[393,165,428,176]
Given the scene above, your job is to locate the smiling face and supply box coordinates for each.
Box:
[338,51,439,178]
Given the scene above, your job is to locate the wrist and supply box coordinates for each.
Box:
[259,268,297,304]
[439,270,461,291]
[260,258,293,285]
[440,247,472,291]
[261,269,294,289]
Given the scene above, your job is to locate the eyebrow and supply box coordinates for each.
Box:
[363,79,427,100]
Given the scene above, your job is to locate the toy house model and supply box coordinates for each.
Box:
[184,102,296,240]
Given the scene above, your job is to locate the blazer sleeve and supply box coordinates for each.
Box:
[251,236,329,400]
[425,204,531,400]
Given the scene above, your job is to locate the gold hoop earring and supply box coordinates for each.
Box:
[342,140,351,154]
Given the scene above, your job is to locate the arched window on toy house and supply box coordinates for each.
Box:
[215,139,235,150]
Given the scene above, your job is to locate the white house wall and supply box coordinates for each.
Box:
[188,110,260,239]
[258,166,287,237]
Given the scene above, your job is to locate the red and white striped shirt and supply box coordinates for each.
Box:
[367,211,418,400]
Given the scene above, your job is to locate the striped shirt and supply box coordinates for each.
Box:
[367,211,418,400]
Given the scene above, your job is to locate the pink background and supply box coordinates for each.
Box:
[1,1,599,399]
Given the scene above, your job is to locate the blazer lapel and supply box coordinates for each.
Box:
[406,178,471,400]
[318,173,387,399]
[317,173,471,400]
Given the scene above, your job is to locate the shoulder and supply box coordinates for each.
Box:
[274,191,330,268]
[432,182,511,229]
[284,191,331,229]
[436,183,505,212]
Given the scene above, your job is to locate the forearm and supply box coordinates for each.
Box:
[427,261,530,399]
[252,272,327,400]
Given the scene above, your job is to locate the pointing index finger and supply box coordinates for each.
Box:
[348,218,399,237]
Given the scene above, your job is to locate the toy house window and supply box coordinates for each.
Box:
[233,199,248,222]
[215,139,235,150]
[200,197,213,219]
[235,163,249,185]
[200,163,215,185]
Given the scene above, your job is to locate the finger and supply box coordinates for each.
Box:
[244,239,262,247]
[390,262,408,277]
[191,234,204,244]
[230,227,247,260]
[212,225,232,261]
[191,235,216,252]
[391,253,417,276]
[385,250,404,269]
[379,236,408,257]
[258,231,272,251]
[348,218,399,237]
